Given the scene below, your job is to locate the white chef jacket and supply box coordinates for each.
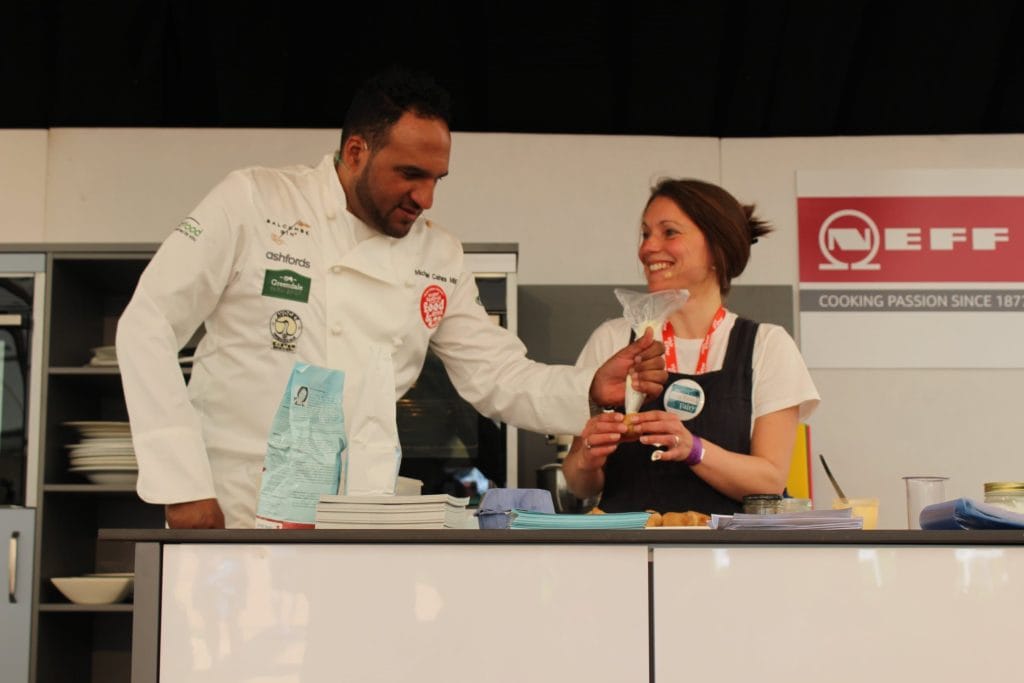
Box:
[116,154,594,527]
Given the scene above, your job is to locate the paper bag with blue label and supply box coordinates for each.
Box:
[255,362,347,528]
[344,344,402,495]
[613,288,688,428]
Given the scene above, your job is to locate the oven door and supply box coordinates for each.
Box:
[0,260,45,508]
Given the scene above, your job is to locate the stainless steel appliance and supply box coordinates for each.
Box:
[396,246,518,502]
[0,252,45,683]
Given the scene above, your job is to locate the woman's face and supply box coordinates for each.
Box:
[639,195,717,294]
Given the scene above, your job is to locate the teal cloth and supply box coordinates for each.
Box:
[508,510,651,530]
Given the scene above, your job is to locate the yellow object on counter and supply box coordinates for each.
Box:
[832,497,879,530]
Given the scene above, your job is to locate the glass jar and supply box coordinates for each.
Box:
[983,482,1024,513]
[742,494,783,515]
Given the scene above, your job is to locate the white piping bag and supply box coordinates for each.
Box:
[613,288,689,415]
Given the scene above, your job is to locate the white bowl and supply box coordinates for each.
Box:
[51,576,132,605]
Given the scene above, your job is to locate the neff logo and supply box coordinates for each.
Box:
[265,251,311,269]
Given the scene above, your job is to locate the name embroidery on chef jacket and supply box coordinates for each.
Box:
[420,285,447,329]
[270,310,302,352]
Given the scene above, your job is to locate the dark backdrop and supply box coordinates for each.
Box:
[3,0,1024,136]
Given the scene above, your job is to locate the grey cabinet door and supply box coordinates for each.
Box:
[0,507,34,683]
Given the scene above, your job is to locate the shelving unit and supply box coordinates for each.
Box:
[31,247,163,683]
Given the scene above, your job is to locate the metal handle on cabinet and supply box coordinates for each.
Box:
[8,531,18,603]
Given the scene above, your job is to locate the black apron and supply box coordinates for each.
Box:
[599,317,759,515]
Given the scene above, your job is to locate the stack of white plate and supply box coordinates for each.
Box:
[64,421,137,484]
[87,345,118,367]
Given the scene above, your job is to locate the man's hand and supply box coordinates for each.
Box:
[165,498,226,529]
[589,328,667,407]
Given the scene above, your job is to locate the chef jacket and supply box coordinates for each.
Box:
[116,154,595,527]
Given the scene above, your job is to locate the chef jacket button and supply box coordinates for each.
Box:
[331,326,343,336]
[330,265,343,274]
[326,211,336,221]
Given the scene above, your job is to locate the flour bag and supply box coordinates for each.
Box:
[255,362,347,528]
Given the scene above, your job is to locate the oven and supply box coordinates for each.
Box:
[396,245,518,502]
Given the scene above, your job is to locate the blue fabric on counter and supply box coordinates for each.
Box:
[475,489,554,529]
[919,497,1024,530]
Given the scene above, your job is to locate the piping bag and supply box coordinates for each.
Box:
[613,288,689,420]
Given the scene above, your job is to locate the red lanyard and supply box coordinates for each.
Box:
[662,306,726,374]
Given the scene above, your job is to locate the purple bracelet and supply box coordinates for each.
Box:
[683,435,705,466]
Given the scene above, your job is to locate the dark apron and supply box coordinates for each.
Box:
[598,317,758,515]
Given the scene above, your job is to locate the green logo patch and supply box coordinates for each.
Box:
[262,269,311,303]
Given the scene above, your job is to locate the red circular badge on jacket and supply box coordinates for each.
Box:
[420,284,447,329]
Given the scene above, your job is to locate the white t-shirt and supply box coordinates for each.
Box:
[575,311,820,427]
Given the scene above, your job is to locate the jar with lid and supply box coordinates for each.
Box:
[984,482,1024,513]
[742,494,783,515]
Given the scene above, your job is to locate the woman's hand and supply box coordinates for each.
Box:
[577,411,628,471]
[628,410,694,461]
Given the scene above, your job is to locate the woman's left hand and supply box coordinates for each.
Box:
[628,410,694,461]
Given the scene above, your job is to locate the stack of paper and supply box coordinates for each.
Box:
[508,510,651,530]
[315,494,471,529]
[710,508,861,530]
[919,497,1024,530]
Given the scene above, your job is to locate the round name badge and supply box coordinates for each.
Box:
[663,378,705,421]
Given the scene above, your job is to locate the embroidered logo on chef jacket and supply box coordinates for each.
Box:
[262,269,311,303]
[269,310,303,351]
[420,285,447,329]
[265,250,311,269]
[174,217,203,242]
[267,218,311,245]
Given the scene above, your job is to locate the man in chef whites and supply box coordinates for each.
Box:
[116,67,667,529]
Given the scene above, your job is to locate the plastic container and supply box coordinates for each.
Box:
[983,482,1024,513]
[742,494,783,515]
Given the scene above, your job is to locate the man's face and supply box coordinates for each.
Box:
[351,112,451,238]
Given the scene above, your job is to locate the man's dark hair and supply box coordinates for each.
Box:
[340,67,452,150]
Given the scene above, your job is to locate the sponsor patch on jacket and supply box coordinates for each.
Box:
[420,284,447,329]
[175,217,203,242]
[262,269,311,303]
[270,309,302,352]
[265,250,311,269]
[267,218,311,245]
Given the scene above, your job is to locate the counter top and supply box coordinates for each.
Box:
[99,527,1024,545]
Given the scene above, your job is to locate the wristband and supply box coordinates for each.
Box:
[683,435,705,466]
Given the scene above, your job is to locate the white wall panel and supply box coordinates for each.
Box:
[43,128,720,284]
[438,133,720,284]
[0,130,48,243]
[44,128,337,243]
